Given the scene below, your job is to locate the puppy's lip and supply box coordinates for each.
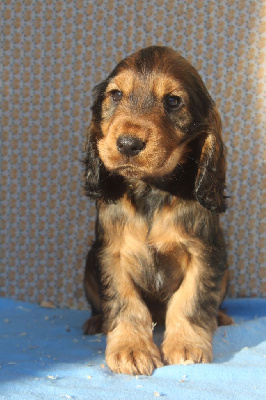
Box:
[114,165,144,177]
[115,165,141,172]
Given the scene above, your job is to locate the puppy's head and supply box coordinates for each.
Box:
[85,46,226,212]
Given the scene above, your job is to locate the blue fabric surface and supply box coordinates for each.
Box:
[0,298,265,400]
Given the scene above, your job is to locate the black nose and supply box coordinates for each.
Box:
[117,135,145,157]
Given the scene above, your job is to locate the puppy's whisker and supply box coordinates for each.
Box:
[176,163,185,172]
[185,155,199,164]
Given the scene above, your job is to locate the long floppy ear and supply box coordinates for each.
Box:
[83,121,105,199]
[195,107,227,213]
[83,83,126,202]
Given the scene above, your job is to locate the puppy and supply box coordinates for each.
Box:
[83,46,232,375]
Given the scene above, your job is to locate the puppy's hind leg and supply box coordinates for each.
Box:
[83,243,103,335]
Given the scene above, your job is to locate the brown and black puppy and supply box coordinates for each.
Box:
[83,46,232,375]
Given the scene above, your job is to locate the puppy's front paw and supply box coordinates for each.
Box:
[106,340,163,375]
[161,337,212,365]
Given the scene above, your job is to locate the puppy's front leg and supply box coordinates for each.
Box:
[101,262,163,375]
[161,251,224,365]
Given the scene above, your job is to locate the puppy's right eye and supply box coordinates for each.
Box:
[110,90,122,102]
[164,95,182,110]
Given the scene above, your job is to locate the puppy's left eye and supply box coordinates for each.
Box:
[165,95,182,110]
[110,90,122,102]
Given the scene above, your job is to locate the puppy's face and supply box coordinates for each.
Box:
[94,47,213,180]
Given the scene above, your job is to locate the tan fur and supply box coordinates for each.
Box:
[161,260,215,365]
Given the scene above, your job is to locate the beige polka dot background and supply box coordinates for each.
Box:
[1,0,265,308]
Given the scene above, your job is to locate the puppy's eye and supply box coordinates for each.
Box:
[110,90,122,102]
[165,95,182,110]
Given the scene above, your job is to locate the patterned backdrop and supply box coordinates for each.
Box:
[1,0,265,309]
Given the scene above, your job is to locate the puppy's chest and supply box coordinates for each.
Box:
[141,248,185,296]
[100,201,188,294]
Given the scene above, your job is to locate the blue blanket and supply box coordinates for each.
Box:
[0,298,265,400]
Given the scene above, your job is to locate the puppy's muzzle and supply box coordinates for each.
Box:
[117,135,146,157]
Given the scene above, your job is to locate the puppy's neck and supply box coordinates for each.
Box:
[126,179,173,221]
[126,162,196,200]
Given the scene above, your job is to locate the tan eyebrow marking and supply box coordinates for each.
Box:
[106,70,136,95]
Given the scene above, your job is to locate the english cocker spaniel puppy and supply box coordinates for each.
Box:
[83,46,232,375]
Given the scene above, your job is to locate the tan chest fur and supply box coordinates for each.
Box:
[98,196,191,297]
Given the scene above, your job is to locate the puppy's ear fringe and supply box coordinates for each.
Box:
[83,122,126,203]
[195,107,227,214]
[83,123,103,200]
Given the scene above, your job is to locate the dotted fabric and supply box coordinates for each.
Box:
[1,0,265,308]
